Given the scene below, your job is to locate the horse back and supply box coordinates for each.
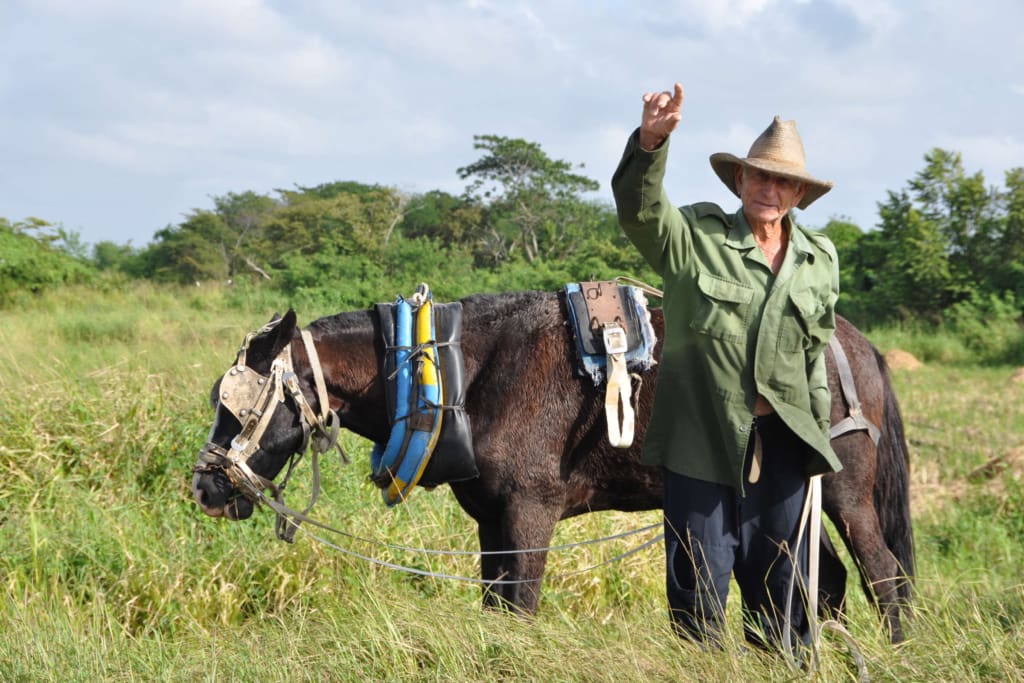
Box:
[453,291,663,518]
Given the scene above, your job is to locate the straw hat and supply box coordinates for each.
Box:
[709,116,833,210]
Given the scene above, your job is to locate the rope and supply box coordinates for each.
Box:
[243,485,663,584]
[293,521,663,586]
[780,475,869,679]
[613,275,663,299]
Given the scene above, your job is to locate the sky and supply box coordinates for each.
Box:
[2,0,1022,248]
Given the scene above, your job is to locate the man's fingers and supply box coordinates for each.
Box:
[644,84,684,113]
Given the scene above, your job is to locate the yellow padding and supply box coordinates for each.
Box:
[417,300,438,386]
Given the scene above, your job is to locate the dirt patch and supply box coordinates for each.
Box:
[885,349,923,371]
[1009,368,1024,384]
[967,446,1024,498]
[912,446,1024,514]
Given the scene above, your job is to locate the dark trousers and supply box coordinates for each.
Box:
[662,413,811,651]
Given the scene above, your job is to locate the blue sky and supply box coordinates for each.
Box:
[2,0,1021,247]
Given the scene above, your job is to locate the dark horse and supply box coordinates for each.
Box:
[192,290,914,642]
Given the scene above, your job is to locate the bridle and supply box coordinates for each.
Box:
[194,319,348,541]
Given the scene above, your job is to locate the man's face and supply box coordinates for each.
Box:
[735,167,807,226]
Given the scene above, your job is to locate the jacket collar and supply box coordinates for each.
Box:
[724,209,816,262]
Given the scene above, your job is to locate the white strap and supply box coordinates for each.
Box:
[808,474,822,632]
[602,325,634,448]
[782,473,823,662]
[301,329,330,422]
[748,430,763,483]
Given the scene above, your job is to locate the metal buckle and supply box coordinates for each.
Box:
[602,324,628,355]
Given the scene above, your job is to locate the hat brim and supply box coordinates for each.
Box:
[709,153,833,210]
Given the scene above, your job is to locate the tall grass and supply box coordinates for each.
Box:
[1,284,1023,681]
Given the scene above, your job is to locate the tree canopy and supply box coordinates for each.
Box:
[3,137,1022,358]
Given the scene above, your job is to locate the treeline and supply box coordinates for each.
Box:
[3,137,1023,359]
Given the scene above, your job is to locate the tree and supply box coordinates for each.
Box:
[458,135,601,263]
[212,191,279,278]
[145,214,231,283]
[870,189,958,321]
[845,149,1019,323]
[821,217,871,320]
[92,241,146,277]
[0,217,94,303]
[398,190,482,250]
[907,149,996,292]
[268,182,410,259]
[987,167,1024,300]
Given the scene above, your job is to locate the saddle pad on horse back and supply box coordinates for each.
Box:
[564,281,658,385]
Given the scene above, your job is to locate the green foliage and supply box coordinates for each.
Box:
[944,291,1024,365]
[92,240,148,277]
[0,217,95,305]
[823,150,1024,333]
[458,134,602,264]
[874,190,960,320]
[268,182,408,260]
[399,189,483,247]
[988,167,1024,299]
[146,213,233,284]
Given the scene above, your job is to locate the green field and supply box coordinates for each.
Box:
[1,284,1022,682]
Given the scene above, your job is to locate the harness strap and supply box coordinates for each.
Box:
[602,324,635,448]
[273,330,348,541]
[828,336,881,445]
[199,321,348,543]
[783,473,823,662]
[781,337,878,664]
[229,356,290,462]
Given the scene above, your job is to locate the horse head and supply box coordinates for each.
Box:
[191,310,341,524]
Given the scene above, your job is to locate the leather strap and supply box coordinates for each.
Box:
[828,336,881,445]
[602,324,635,448]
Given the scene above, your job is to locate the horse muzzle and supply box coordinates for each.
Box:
[192,443,262,521]
[192,469,258,521]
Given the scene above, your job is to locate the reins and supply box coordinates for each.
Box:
[242,478,664,585]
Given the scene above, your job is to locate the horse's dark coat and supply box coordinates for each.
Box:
[192,290,914,642]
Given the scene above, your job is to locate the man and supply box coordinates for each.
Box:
[611,83,841,652]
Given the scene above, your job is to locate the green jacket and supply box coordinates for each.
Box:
[612,129,842,492]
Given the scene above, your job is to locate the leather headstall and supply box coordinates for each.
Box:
[195,319,347,542]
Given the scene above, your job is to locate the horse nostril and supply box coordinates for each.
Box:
[192,473,227,511]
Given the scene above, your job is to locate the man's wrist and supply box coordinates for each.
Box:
[638,130,667,151]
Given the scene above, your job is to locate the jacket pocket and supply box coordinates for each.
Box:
[689,271,754,344]
[779,287,827,352]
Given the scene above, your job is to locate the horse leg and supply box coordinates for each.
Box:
[477,518,513,612]
[476,498,560,616]
[824,436,907,642]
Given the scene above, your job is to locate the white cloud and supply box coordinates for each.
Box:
[672,0,778,32]
[54,128,139,168]
[3,0,1023,245]
[833,0,901,34]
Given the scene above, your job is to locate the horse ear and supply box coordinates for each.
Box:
[269,310,298,356]
[249,310,297,361]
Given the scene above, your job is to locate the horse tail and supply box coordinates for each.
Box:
[873,348,916,598]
